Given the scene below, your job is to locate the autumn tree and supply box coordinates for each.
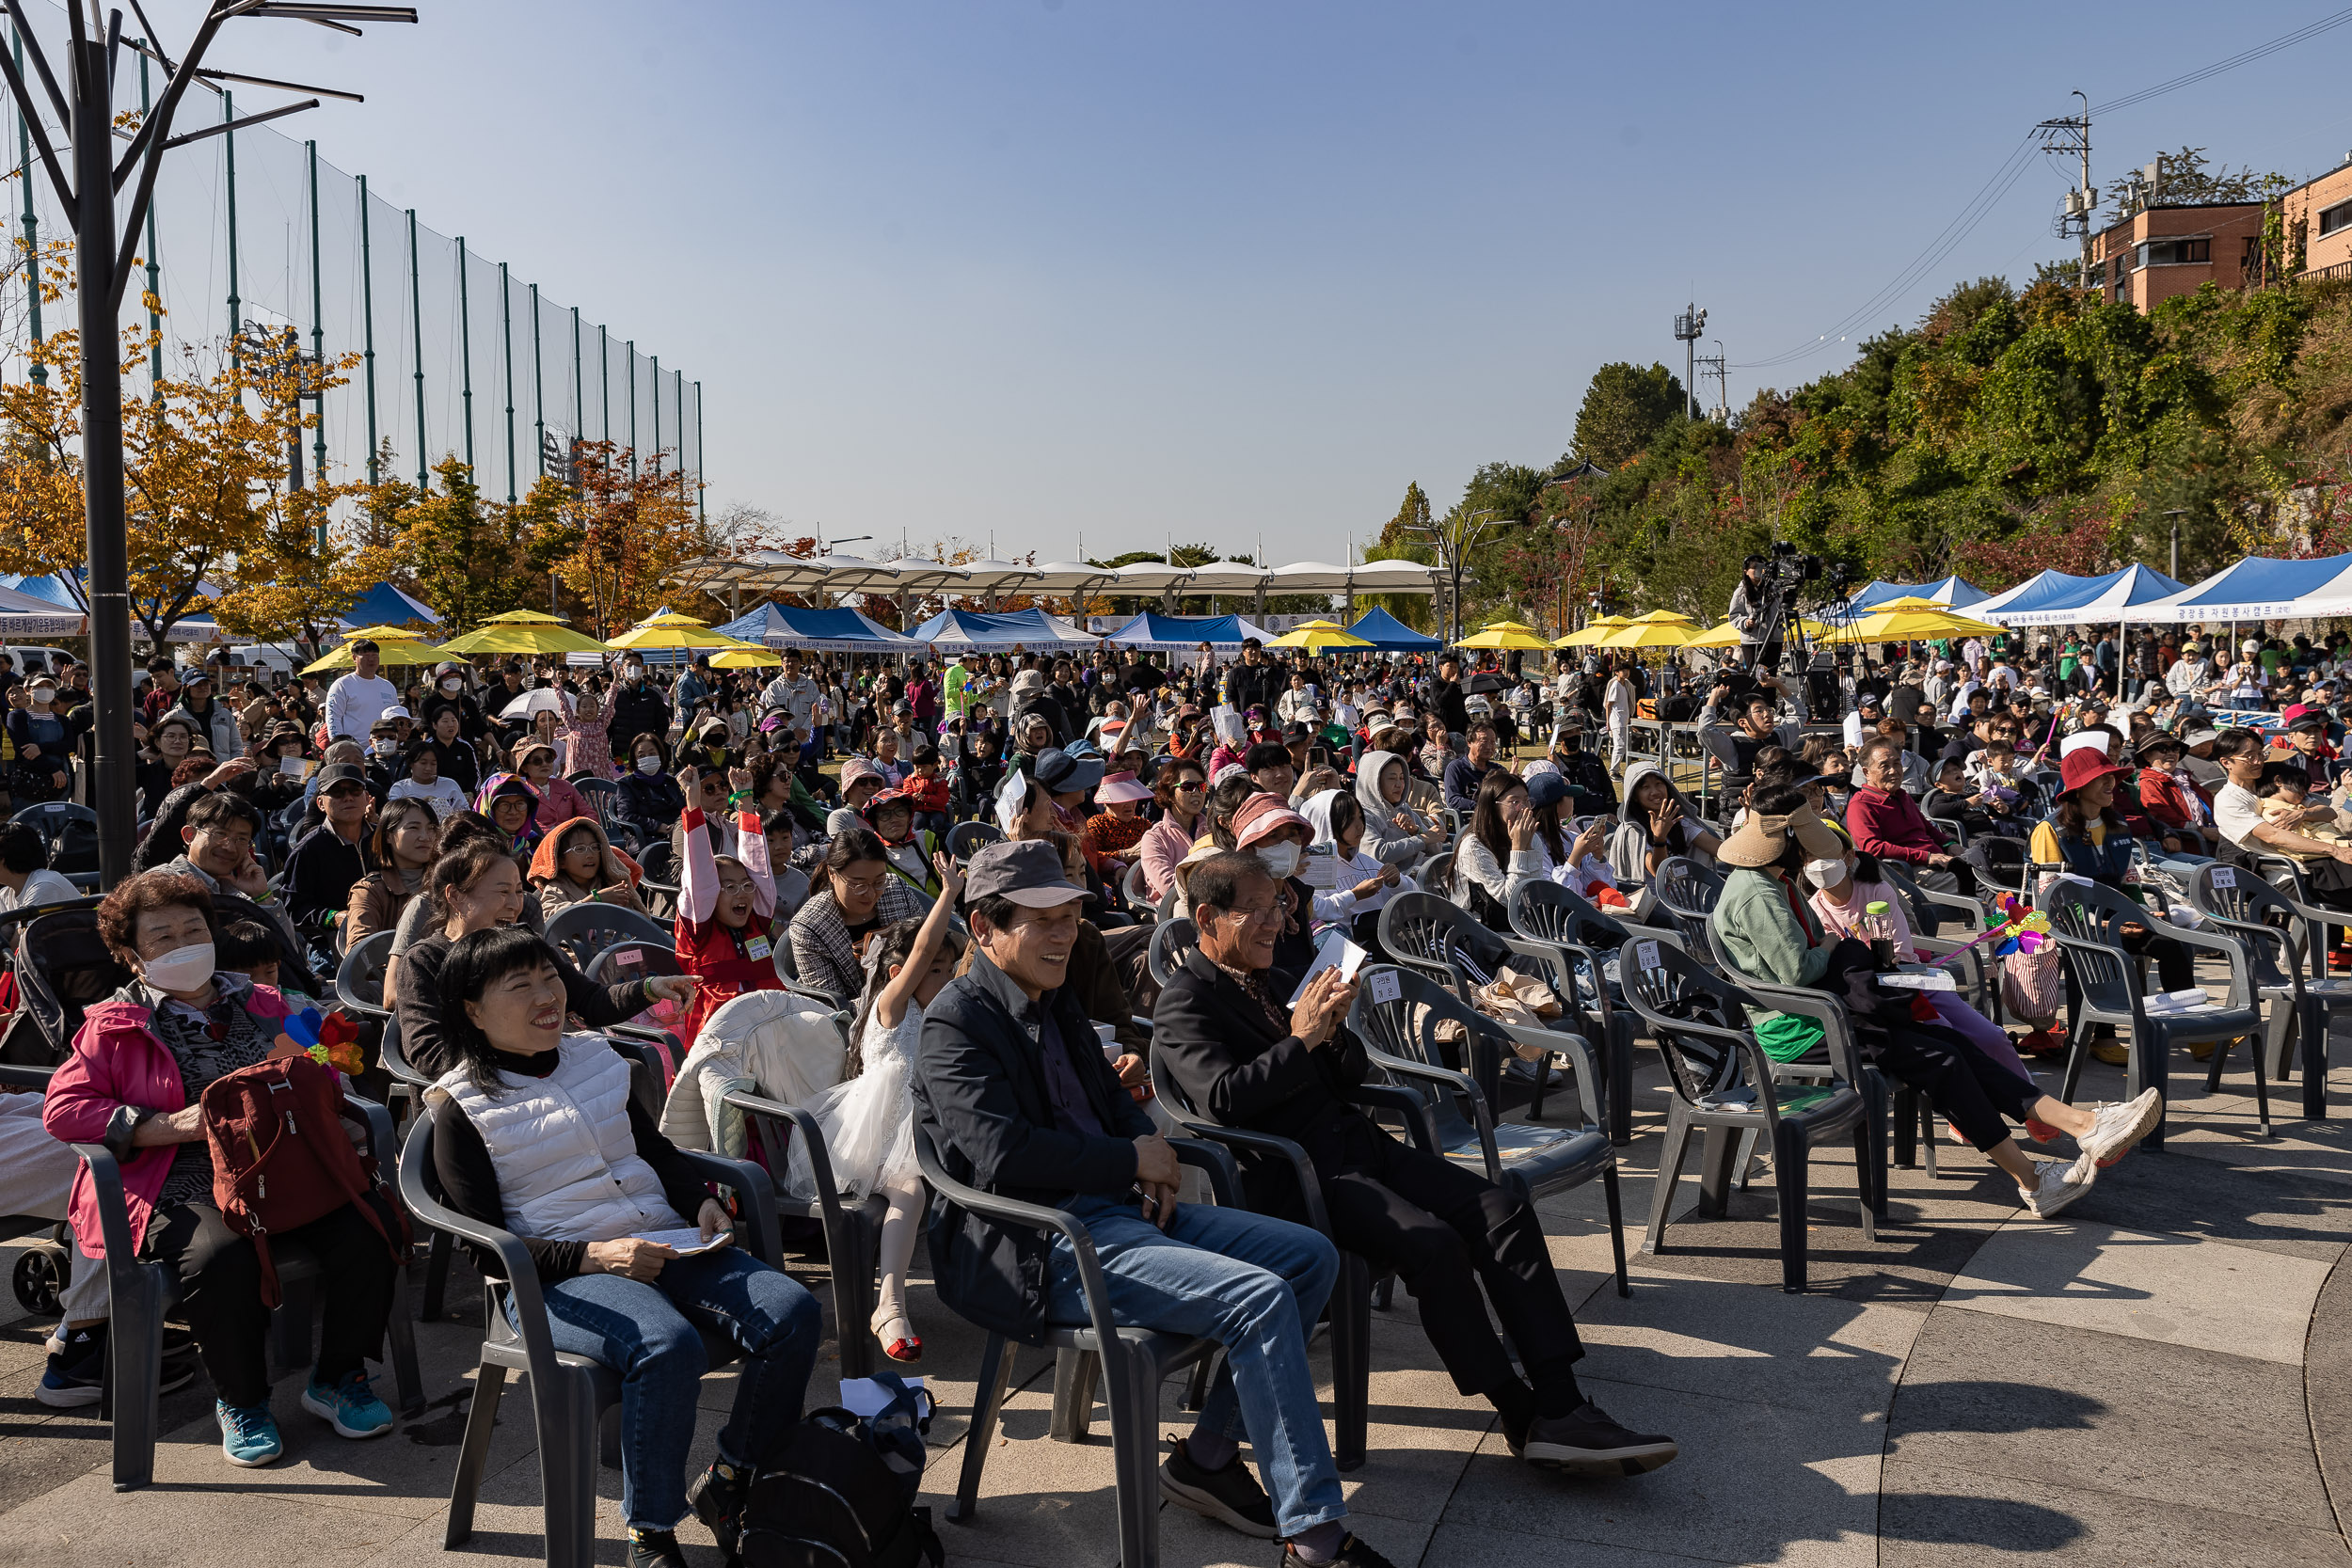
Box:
[372,458,567,634]
[549,440,706,636]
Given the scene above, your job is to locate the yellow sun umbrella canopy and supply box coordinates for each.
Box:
[1454,620,1554,651]
[1553,615,1632,648]
[1679,617,1834,650]
[301,632,445,674]
[708,646,784,668]
[1819,597,2005,643]
[1596,619,1701,650]
[436,620,616,657]
[604,610,764,653]
[1268,619,1372,652]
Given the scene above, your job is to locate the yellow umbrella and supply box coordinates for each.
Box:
[338,623,432,641]
[437,621,616,657]
[1454,620,1554,651]
[301,637,445,674]
[1553,615,1632,648]
[478,610,572,624]
[1820,597,2005,643]
[1269,619,1372,652]
[1628,610,1695,624]
[1597,621,1700,650]
[709,646,783,668]
[605,610,764,653]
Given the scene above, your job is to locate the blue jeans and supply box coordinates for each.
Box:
[1050,1196,1343,1537]
[510,1245,821,1532]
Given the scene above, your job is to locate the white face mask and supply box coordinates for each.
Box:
[1256,842,1302,878]
[636,755,662,775]
[440,677,462,694]
[140,941,216,993]
[1804,858,1851,889]
[373,738,398,756]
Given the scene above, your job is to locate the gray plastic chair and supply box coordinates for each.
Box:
[1144,916,1198,988]
[77,1092,424,1490]
[541,901,673,973]
[1343,965,1627,1295]
[918,1124,1237,1568]
[1508,880,1642,1144]
[2036,878,2263,1148]
[1616,935,1881,1293]
[1651,856,1726,970]
[333,929,396,1022]
[398,1115,780,1568]
[2188,862,2348,1124]
[720,1088,893,1383]
[1145,1039,1433,1472]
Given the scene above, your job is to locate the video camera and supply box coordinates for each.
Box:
[1761,540,1825,594]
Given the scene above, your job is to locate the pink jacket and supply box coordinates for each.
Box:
[533,774,594,832]
[1138,813,1203,901]
[43,986,294,1260]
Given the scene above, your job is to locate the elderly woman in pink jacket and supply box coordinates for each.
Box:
[43,871,402,1471]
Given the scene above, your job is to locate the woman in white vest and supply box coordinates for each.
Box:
[428,927,821,1568]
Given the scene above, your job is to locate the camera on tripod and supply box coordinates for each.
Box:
[1762,541,1824,594]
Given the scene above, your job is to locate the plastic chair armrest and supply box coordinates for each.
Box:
[1492,1018,1606,1132]
[1346,1082,1437,1153]
[1168,1138,1242,1209]
[1363,1044,1501,1179]
[913,1134,1125,1355]
[675,1148,783,1266]
[393,1119,560,1383]
[2140,916,2257,1006]
[68,1143,143,1271]
[1156,1120,1331,1235]
[1738,980,1866,1091]
[0,1063,55,1091]
[719,1088,850,1220]
[342,1090,397,1167]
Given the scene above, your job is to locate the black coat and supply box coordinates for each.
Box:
[913,965,1155,1344]
[1152,947,1376,1216]
[610,683,673,755]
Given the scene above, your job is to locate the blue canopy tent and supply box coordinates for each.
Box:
[1097,611,1278,651]
[1343,607,1443,651]
[1845,576,1989,612]
[904,608,1097,651]
[3,571,223,642]
[337,580,439,628]
[2134,552,2352,624]
[1974,564,2186,627]
[713,602,915,652]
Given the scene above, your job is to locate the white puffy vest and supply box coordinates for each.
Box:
[437,1035,685,1243]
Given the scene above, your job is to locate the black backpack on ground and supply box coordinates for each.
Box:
[740,1379,940,1568]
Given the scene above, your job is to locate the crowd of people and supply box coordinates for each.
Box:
[0,609,2328,1567]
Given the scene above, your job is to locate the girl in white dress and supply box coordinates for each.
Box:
[785,852,964,1364]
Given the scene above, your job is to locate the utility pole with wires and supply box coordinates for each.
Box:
[1673,303,1707,419]
[2039,90,2097,290]
[1694,343,1729,421]
[0,0,418,886]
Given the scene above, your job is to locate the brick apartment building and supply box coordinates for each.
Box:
[2089,200,2266,309]
[2281,154,2352,281]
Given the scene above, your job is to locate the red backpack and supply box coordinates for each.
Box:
[201,1055,409,1306]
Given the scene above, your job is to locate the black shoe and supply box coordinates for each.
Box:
[1516,1402,1678,1475]
[1160,1437,1277,1539]
[688,1459,750,1563]
[1283,1533,1399,1567]
[159,1352,198,1396]
[627,1528,689,1568]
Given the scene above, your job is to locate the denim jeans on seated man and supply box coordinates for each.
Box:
[914,839,1391,1568]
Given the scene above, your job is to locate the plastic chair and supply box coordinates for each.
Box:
[569,776,633,847]
[634,841,680,921]
[1146,1037,1432,1472]
[919,1124,1237,1568]
[1143,916,1198,988]
[1615,936,1880,1293]
[397,1115,780,1568]
[1508,881,1641,1144]
[2187,863,2347,1122]
[1343,965,1627,1295]
[582,938,685,988]
[1120,860,1156,922]
[718,1088,894,1382]
[1375,891,1476,993]
[2036,878,2263,1148]
[334,929,396,1022]
[541,901,673,973]
[9,800,100,889]
[1650,857,1726,971]
[944,819,1004,863]
[77,1092,424,1489]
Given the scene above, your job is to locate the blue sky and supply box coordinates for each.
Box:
[215,1,2352,562]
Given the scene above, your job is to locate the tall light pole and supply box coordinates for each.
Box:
[0,0,416,885]
[2161,508,2187,579]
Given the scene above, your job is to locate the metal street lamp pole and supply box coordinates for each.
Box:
[0,0,417,885]
[2161,508,2187,580]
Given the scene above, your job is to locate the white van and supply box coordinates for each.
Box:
[1,645,73,677]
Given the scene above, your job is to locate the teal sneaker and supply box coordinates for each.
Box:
[216,1400,283,1467]
[300,1370,394,1439]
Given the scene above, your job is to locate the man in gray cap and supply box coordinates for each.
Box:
[915,840,1391,1566]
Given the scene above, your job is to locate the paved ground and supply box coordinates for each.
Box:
[0,1008,2344,1567]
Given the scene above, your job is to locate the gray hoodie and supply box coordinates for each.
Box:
[1355,751,1441,869]
[1608,761,1714,884]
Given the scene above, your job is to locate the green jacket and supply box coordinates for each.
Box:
[1709,866,1830,1061]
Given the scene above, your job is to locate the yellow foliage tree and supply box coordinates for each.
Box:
[551,439,707,637]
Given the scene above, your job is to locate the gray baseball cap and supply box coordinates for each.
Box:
[963,840,1087,909]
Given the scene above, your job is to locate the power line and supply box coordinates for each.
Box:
[1733,8,2352,372]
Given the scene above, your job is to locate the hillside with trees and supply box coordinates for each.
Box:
[1383,273,2352,630]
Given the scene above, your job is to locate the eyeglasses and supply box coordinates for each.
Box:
[838,874,890,895]
[1220,902,1280,927]
[1172,780,1205,794]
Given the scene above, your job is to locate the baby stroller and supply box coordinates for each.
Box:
[0,898,115,1316]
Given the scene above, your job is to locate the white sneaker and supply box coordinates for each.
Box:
[2072,1088,2162,1180]
[2020,1158,2092,1219]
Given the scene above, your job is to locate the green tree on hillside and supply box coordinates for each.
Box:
[1571,362,1687,469]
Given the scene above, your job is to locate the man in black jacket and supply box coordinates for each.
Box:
[609,657,673,757]
[1221,640,1282,718]
[1155,852,1678,1478]
[914,841,1392,1568]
